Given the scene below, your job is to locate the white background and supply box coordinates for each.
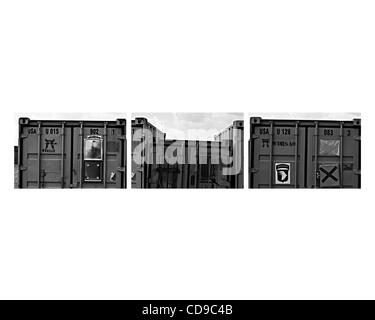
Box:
[0,1,374,299]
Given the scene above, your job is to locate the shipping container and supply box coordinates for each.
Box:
[131,117,166,189]
[17,117,126,188]
[215,120,244,188]
[132,118,244,188]
[249,117,361,188]
[14,146,18,188]
[140,140,234,189]
[14,146,18,165]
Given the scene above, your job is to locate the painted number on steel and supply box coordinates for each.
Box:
[46,128,59,134]
[276,128,291,135]
[323,129,334,136]
[259,128,292,135]
[275,163,291,184]
[90,129,100,135]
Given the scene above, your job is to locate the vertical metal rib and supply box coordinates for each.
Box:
[196,141,199,188]
[37,121,41,189]
[339,122,343,188]
[18,125,22,189]
[269,121,273,188]
[123,129,126,189]
[295,122,299,188]
[80,122,83,188]
[181,140,185,188]
[314,121,318,188]
[61,122,65,188]
[103,123,107,188]
[141,125,145,188]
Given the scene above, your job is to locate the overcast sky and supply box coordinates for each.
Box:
[132,113,243,140]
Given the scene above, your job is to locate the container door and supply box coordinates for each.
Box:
[212,141,231,188]
[105,126,125,188]
[232,124,244,188]
[131,126,144,188]
[132,124,160,188]
[72,126,125,188]
[250,124,306,188]
[186,141,198,188]
[306,125,361,188]
[20,124,71,188]
[197,141,210,188]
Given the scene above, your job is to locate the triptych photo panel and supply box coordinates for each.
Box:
[14,112,361,189]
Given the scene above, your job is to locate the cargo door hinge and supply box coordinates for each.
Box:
[250,168,258,173]
[117,135,126,140]
[354,136,361,142]
[19,166,27,171]
[117,167,126,172]
[251,134,259,139]
[354,169,361,175]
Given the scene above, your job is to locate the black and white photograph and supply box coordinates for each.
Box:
[131,113,244,188]
[14,113,127,189]
[1,0,375,308]
[248,113,361,188]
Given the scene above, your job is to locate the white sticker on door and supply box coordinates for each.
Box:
[275,163,291,184]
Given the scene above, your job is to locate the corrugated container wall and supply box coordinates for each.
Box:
[17,118,126,188]
[214,120,244,188]
[249,117,361,188]
[132,118,244,188]
[131,117,166,189]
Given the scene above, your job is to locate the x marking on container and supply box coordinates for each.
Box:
[320,166,338,183]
